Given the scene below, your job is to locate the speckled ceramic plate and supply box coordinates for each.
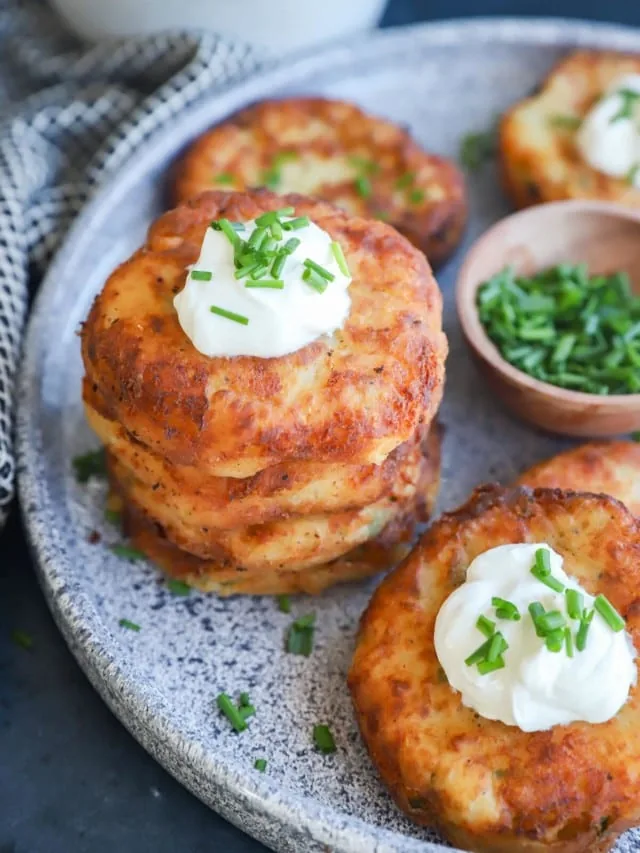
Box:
[18,19,640,853]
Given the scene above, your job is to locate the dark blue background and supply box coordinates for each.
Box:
[2,2,639,852]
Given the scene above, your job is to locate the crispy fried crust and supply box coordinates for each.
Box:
[500,51,640,209]
[173,98,467,267]
[517,441,640,516]
[81,190,446,478]
[110,428,442,595]
[349,485,640,853]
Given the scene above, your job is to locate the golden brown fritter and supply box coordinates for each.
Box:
[349,485,640,853]
[106,425,440,568]
[82,190,446,478]
[109,427,442,595]
[85,389,431,528]
[500,51,640,209]
[173,98,467,267]
[518,441,640,516]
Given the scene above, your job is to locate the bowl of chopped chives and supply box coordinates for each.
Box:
[456,200,640,437]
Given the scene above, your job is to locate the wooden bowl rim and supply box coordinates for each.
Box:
[455,200,640,408]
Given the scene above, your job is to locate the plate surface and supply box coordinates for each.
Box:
[18,19,640,853]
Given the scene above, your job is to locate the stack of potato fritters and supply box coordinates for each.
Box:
[81,190,447,594]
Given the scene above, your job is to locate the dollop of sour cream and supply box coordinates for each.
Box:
[577,74,640,186]
[434,543,636,732]
[173,216,352,359]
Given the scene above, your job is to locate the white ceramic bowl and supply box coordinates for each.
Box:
[49,0,389,52]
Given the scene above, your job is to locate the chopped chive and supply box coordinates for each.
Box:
[217,218,242,245]
[271,253,287,278]
[72,448,106,483]
[190,270,212,281]
[234,260,261,279]
[210,305,249,325]
[166,578,191,596]
[270,220,283,241]
[254,758,267,772]
[355,175,372,198]
[486,631,508,663]
[277,595,291,613]
[262,168,281,189]
[594,594,625,632]
[545,628,565,652]
[576,608,595,652]
[532,571,565,593]
[212,172,235,184]
[249,264,270,280]
[459,127,496,170]
[11,629,34,651]
[535,548,551,576]
[302,268,328,294]
[282,216,310,231]
[395,172,415,189]
[239,704,256,720]
[210,219,243,232]
[216,693,247,733]
[104,508,121,526]
[536,610,565,634]
[282,237,301,254]
[528,601,546,637]
[313,724,336,754]
[465,637,492,667]
[476,615,496,637]
[110,544,146,561]
[408,188,426,204]
[286,612,316,656]
[303,259,335,282]
[331,241,350,277]
[245,279,284,289]
[477,656,505,675]
[247,227,268,250]
[255,210,278,227]
[239,692,250,707]
[492,597,520,620]
[565,626,574,658]
[276,206,295,217]
[565,588,583,620]
[119,618,141,632]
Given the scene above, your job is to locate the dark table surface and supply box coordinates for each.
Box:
[3,2,640,852]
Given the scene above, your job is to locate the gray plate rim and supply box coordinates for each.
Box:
[17,17,640,853]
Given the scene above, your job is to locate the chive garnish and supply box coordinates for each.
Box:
[535,548,551,576]
[190,270,212,281]
[286,612,316,656]
[303,259,335,282]
[610,88,640,123]
[217,218,243,245]
[282,216,310,231]
[119,618,141,632]
[532,572,565,593]
[277,594,291,613]
[545,628,565,653]
[234,260,261,279]
[210,305,249,325]
[465,637,492,667]
[536,610,565,634]
[594,594,625,632]
[486,631,508,663]
[492,597,520,620]
[576,608,595,652]
[239,704,256,720]
[282,237,301,254]
[528,602,546,637]
[271,253,287,278]
[167,579,191,596]
[409,188,425,204]
[72,447,106,483]
[477,656,506,675]
[355,175,372,198]
[212,172,235,184]
[270,220,283,241]
[110,544,146,561]
[331,241,350,277]
[459,126,496,170]
[11,629,34,650]
[245,280,285,289]
[302,268,329,294]
[247,227,268,250]
[313,724,336,754]
[216,693,247,733]
[239,692,250,707]
[565,588,583,620]
[565,627,574,658]
[395,172,415,189]
[249,264,270,280]
[254,758,267,772]
[476,615,496,637]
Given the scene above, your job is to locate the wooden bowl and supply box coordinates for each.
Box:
[456,200,640,437]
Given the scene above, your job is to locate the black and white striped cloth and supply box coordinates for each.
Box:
[0,0,259,529]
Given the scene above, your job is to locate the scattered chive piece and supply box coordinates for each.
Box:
[576,608,595,652]
[190,270,212,281]
[331,241,350,277]
[303,259,335,282]
[213,172,235,184]
[536,610,565,634]
[549,114,582,130]
[216,693,247,733]
[110,544,146,561]
[302,268,328,294]
[239,692,251,707]
[210,305,249,325]
[235,260,261,279]
[276,206,295,217]
[277,595,291,614]
[210,219,243,232]
[465,637,492,667]
[565,588,583,620]
[486,632,508,663]
[476,614,496,637]
[286,612,316,656]
[631,431,640,442]
[247,227,268,250]
[119,618,141,632]
[610,88,640,123]
[104,508,121,526]
[254,758,267,772]
[313,724,336,754]
[355,175,372,198]
[395,172,415,189]
[477,656,506,675]
[594,594,625,632]
[262,168,281,189]
[249,264,270,280]
[11,629,34,651]
[545,628,565,653]
[408,188,426,204]
[217,218,242,246]
[72,448,106,483]
[459,126,496,170]
[245,280,285,289]
[492,597,520,620]
[528,602,547,637]
[167,579,191,596]
[270,220,283,241]
[531,566,565,592]
[239,704,256,720]
[282,216,310,231]
[535,548,552,576]
[565,626,574,658]
[271,253,287,278]
[282,237,301,254]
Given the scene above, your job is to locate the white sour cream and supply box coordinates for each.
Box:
[577,74,640,186]
[434,543,636,732]
[174,217,352,359]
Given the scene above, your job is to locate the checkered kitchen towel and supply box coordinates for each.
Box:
[0,0,259,529]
